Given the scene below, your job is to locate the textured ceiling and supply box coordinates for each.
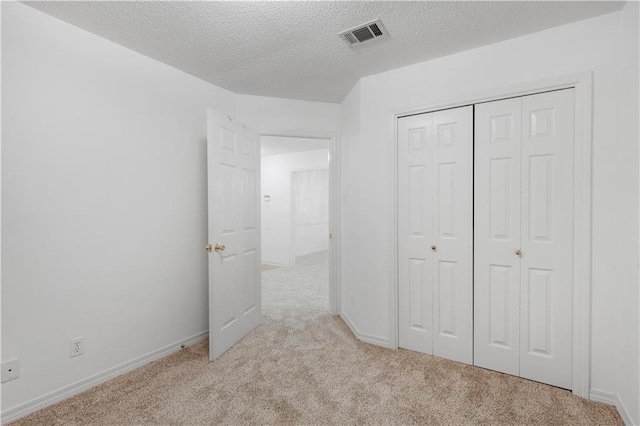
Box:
[261,136,329,157]
[26,1,625,103]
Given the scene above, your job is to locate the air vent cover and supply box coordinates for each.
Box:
[339,19,388,47]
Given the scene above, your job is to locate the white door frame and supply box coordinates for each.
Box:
[388,72,593,398]
[260,130,341,316]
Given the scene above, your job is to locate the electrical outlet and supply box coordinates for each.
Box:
[70,337,84,358]
[1,359,20,383]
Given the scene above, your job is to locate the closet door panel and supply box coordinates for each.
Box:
[432,106,473,365]
[398,114,434,354]
[474,98,522,375]
[520,89,574,389]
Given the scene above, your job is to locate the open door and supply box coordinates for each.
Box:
[207,109,262,361]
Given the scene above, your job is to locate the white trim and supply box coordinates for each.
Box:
[388,111,400,350]
[590,388,618,405]
[261,260,291,268]
[0,0,3,416]
[389,72,593,398]
[260,129,333,141]
[570,72,593,400]
[259,131,342,316]
[394,73,592,119]
[329,134,342,315]
[590,389,634,426]
[340,313,392,348]
[0,331,208,425]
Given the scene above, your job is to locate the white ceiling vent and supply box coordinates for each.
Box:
[339,19,388,47]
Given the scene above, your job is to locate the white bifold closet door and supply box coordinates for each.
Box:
[474,89,574,389]
[398,106,473,365]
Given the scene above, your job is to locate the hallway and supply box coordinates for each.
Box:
[262,251,329,324]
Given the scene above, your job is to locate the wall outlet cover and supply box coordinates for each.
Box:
[70,337,85,358]
[1,359,20,383]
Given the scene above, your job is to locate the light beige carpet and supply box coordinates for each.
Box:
[12,251,621,425]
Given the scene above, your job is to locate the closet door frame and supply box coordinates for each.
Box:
[389,72,593,398]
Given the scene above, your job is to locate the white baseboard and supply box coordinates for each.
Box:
[261,260,291,268]
[1,331,208,425]
[340,311,392,348]
[590,389,635,425]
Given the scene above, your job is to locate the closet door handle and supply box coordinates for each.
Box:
[515,249,521,256]
[431,245,437,252]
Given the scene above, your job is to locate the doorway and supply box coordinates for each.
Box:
[260,135,335,316]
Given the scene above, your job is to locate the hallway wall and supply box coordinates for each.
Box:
[261,149,329,266]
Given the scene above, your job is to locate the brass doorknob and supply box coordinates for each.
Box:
[431,245,437,251]
[214,243,226,252]
[515,249,522,256]
[205,244,213,252]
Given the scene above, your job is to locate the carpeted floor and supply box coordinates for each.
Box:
[261,263,281,272]
[12,251,621,425]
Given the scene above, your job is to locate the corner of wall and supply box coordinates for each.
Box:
[339,311,391,349]
[617,1,640,424]
[590,389,636,426]
[338,80,362,327]
[0,0,4,415]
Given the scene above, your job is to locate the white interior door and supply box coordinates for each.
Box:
[474,89,574,389]
[398,106,473,364]
[519,89,574,388]
[398,113,434,354]
[431,107,473,364]
[207,109,261,361]
[474,97,523,376]
[292,169,329,257]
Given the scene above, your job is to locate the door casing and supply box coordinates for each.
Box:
[260,130,341,316]
[389,72,593,398]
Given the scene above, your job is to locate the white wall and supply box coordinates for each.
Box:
[1,4,344,417]
[0,0,4,412]
[237,94,340,135]
[1,2,236,413]
[618,2,640,423]
[340,8,639,423]
[261,149,328,266]
[339,81,361,321]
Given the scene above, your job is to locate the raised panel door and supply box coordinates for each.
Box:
[398,106,473,365]
[207,110,262,360]
[398,114,434,354]
[474,89,574,390]
[474,98,522,376]
[520,89,574,389]
[432,106,473,365]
